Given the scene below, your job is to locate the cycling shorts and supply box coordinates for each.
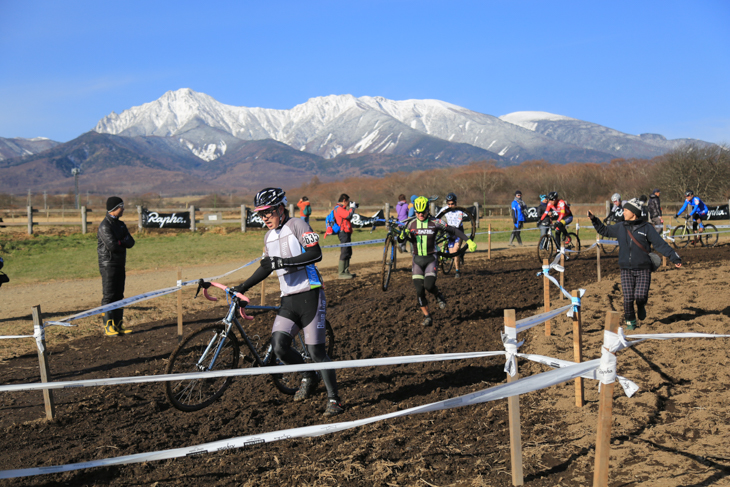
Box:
[412,255,438,279]
[272,287,327,345]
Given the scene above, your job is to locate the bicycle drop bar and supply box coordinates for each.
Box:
[198,280,254,321]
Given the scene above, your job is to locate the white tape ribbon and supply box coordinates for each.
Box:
[501,327,524,377]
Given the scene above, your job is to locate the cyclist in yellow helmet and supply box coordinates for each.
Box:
[398,196,477,327]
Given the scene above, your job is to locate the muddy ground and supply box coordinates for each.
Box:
[1,244,729,486]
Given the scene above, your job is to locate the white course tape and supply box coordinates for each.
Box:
[501,326,523,377]
[515,304,573,332]
[0,351,506,393]
[321,238,385,249]
[0,357,600,480]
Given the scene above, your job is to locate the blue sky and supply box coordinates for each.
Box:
[1,0,728,144]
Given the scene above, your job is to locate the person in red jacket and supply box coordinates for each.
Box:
[334,193,356,279]
[297,196,311,224]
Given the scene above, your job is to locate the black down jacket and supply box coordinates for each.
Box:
[590,216,680,270]
[97,214,135,268]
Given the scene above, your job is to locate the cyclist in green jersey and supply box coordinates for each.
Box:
[398,196,477,327]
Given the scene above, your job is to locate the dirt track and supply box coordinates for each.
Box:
[1,244,729,486]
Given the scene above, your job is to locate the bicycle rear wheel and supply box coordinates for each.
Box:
[165,323,241,412]
[564,232,581,261]
[270,319,336,395]
[537,234,554,264]
[701,224,718,247]
[382,235,397,291]
[671,226,690,248]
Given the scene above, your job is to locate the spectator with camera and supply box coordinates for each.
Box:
[334,193,357,279]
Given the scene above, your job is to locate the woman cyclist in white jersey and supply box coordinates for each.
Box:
[232,188,344,417]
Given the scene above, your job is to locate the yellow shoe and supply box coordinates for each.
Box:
[105,320,120,336]
[116,323,132,334]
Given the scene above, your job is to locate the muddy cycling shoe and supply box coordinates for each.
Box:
[422,315,433,327]
[455,270,462,278]
[436,293,447,309]
[625,320,637,331]
[323,398,345,417]
[294,375,320,402]
[637,304,647,321]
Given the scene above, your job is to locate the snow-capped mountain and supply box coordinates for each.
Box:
[499,111,704,160]
[0,136,60,161]
[94,89,632,164]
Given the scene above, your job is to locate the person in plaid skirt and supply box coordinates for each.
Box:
[588,198,682,330]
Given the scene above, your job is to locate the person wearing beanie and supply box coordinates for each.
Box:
[588,198,681,330]
[509,190,526,246]
[97,196,135,336]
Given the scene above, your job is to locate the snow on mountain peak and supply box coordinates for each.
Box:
[499,111,576,131]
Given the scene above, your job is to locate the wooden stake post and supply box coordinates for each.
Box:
[593,310,621,487]
[31,305,55,420]
[560,244,565,300]
[662,222,667,267]
[177,267,183,341]
[571,290,584,407]
[543,259,551,336]
[260,278,267,306]
[504,309,524,486]
[488,223,492,259]
[596,233,601,282]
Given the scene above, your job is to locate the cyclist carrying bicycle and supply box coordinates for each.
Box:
[399,196,476,327]
[675,190,709,242]
[606,193,624,224]
[540,192,573,246]
[231,187,344,417]
[436,192,467,278]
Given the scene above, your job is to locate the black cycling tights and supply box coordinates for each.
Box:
[271,331,339,399]
[555,221,568,244]
[414,276,439,307]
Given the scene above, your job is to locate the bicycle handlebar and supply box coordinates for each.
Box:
[196,279,254,321]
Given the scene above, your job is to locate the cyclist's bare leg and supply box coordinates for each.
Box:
[449,243,460,271]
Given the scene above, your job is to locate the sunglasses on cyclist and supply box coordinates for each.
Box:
[258,207,278,218]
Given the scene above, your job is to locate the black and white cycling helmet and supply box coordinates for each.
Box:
[446,192,457,203]
[547,191,559,201]
[685,190,694,197]
[611,193,621,203]
[254,187,287,212]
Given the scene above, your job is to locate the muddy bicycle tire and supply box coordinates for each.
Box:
[701,224,718,247]
[564,232,581,261]
[537,234,555,264]
[440,255,454,274]
[270,319,336,396]
[165,323,241,412]
[382,235,397,291]
[671,226,691,249]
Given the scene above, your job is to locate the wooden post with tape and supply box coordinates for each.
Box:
[543,258,551,336]
[177,267,183,341]
[572,290,584,407]
[596,233,601,282]
[560,244,565,300]
[593,310,621,487]
[488,223,492,260]
[662,222,667,267]
[504,309,524,486]
[31,305,55,420]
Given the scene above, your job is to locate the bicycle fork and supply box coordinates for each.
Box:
[197,320,234,372]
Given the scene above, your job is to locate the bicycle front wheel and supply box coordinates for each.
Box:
[537,234,554,264]
[165,323,241,412]
[382,235,397,291]
[701,224,718,247]
[270,320,336,396]
[440,254,455,274]
[671,226,690,248]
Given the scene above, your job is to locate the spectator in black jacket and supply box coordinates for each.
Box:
[648,188,663,232]
[97,196,135,336]
[588,198,681,331]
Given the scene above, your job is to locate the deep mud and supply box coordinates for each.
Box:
[1,245,729,486]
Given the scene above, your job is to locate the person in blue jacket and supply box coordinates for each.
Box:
[675,190,709,241]
[407,194,418,218]
[509,190,526,246]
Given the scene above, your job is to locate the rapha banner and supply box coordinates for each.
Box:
[524,206,542,223]
[141,209,191,228]
[245,209,265,228]
[352,210,385,228]
[705,204,729,221]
